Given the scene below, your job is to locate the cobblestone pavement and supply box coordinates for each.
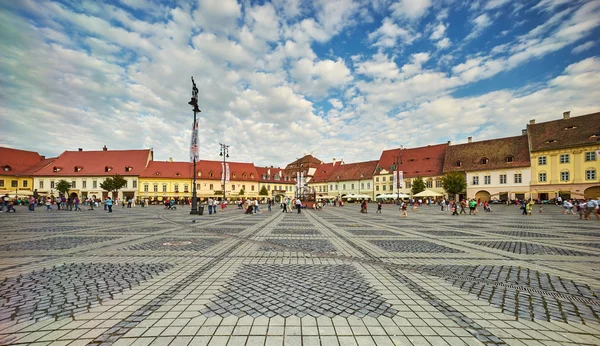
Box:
[0,204,599,346]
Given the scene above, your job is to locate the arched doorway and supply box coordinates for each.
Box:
[475,190,491,202]
[584,186,600,199]
[273,193,285,203]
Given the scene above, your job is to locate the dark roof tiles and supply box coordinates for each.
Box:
[527,112,600,152]
[443,135,530,172]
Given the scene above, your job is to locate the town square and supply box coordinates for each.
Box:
[1,0,600,345]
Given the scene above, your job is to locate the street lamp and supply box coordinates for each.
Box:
[219,143,230,202]
[393,146,404,205]
[188,77,201,215]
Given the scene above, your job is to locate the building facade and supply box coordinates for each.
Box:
[528,111,600,200]
[443,135,531,201]
[0,147,52,197]
[284,154,323,183]
[256,166,296,202]
[374,143,448,198]
[31,147,152,200]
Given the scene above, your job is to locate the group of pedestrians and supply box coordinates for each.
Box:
[562,198,600,220]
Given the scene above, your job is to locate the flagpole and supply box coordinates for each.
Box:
[188,77,201,215]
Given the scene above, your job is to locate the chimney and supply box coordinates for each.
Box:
[78,148,83,152]
[529,119,535,124]
[168,157,173,162]
[563,111,570,119]
[447,140,451,145]
[332,158,337,165]
[467,137,472,143]
[41,156,45,160]
[522,129,527,135]
[103,145,107,151]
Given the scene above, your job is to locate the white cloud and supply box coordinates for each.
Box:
[291,57,353,95]
[485,0,511,10]
[436,37,451,49]
[572,40,596,54]
[465,13,492,40]
[368,17,419,47]
[390,0,432,20]
[430,22,446,40]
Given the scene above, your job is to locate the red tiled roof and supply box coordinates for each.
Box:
[140,161,194,179]
[31,149,152,176]
[196,160,259,181]
[310,162,340,183]
[0,147,46,176]
[443,135,530,173]
[376,143,448,178]
[255,166,296,183]
[328,160,378,182]
[20,158,56,175]
[527,112,600,152]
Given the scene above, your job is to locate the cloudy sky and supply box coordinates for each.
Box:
[1,0,599,167]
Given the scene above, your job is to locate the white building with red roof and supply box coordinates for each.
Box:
[255,166,296,202]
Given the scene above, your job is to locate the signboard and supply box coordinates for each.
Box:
[393,171,397,189]
[398,171,404,188]
[189,120,199,163]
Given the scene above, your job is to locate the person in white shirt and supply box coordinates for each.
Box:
[585,198,599,220]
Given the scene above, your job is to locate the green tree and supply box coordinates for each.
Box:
[259,186,269,196]
[441,172,467,199]
[411,177,426,195]
[55,180,71,196]
[100,175,128,198]
[239,188,245,196]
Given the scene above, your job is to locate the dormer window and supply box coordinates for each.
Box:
[424,157,431,160]
[564,126,577,130]
[408,159,416,162]
[74,166,83,172]
[480,158,489,165]
[105,166,113,172]
[209,171,214,177]
[545,139,557,143]
[175,172,181,176]
[53,166,62,172]
[242,173,247,178]
[154,172,160,176]
[125,166,133,172]
[232,172,237,178]
[2,165,11,172]
[390,164,396,171]
[250,173,254,179]
[455,161,462,167]
[506,156,514,163]
[197,170,202,177]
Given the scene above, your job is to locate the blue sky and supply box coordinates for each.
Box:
[1,0,599,167]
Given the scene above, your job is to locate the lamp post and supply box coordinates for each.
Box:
[219,143,229,202]
[188,77,201,215]
[394,146,404,205]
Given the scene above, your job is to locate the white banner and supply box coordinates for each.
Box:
[398,171,404,188]
[597,150,600,158]
[221,162,225,184]
[225,163,230,183]
[296,172,300,190]
[393,171,397,189]
[189,120,199,163]
[300,172,304,189]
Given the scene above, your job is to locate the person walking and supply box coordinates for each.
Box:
[46,197,53,211]
[585,198,599,220]
[459,199,467,214]
[469,199,476,215]
[296,198,302,213]
[106,197,113,213]
[267,198,272,212]
[208,197,214,215]
[28,196,36,212]
[254,199,260,214]
[377,201,382,213]
[400,202,408,218]
[74,197,82,211]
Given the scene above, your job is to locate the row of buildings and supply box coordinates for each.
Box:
[1,111,599,202]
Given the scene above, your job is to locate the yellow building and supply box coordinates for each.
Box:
[0,147,53,198]
[256,166,296,202]
[528,111,600,200]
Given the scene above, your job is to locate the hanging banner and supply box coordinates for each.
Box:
[225,163,230,182]
[300,172,304,189]
[596,150,600,158]
[398,171,404,188]
[296,172,300,191]
[189,120,199,163]
[221,163,225,184]
[393,171,398,189]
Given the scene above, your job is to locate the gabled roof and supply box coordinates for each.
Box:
[31,149,152,176]
[443,135,530,173]
[329,160,379,182]
[376,143,448,178]
[196,160,259,181]
[0,147,47,176]
[140,161,193,179]
[255,166,296,183]
[20,158,56,175]
[527,111,600,152]
[310,162,341,183]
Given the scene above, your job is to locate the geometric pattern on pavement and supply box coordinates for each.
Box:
[259,239,337,252]
[0,236,119,251]
[0,263,173,323]
[369,239,465,253]
[469,240,597,256]
[200,264,398,318]
[122,237,224,251]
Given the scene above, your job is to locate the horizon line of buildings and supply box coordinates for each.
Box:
[1,111,599,202]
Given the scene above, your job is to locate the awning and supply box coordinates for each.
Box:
[413,190,444,197]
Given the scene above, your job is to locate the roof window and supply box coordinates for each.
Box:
[125,166,133,172]
[154,172,160,176]
[545,139,557,143]
[564,126,577,130]
[455,161,462,167]
[105,166,113,172]
[175,173,181,176]
[424,157,431,160]
[480,158,489,165]
[250,173,254,179]
[3,165,11,172]
[197,170,202,177]
[53,166,62,172]
[408,159,416,162]
[506,156,514,163]
[74,166,83,172]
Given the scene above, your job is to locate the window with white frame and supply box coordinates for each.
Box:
[162,185,167,193]
[426,180,433,188]
[382,185,386,191]
[539,172,547,182]
[472,176,479,185]
[586,169,596,180]
[560,171,570,181]
[585,152,597,161]
[153,184,158,192]
[435,180,442,188]
[82,181,86,189]
[51,181,55,189]
[538,156,546,165]
[499,174,507,184]
[39,180,44,189]
[144,184,149,192]
[484,175,491,185]
[560,154,570,163]
[514,173,522,184]
[376,185,379,191]
[367,182,370,189]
